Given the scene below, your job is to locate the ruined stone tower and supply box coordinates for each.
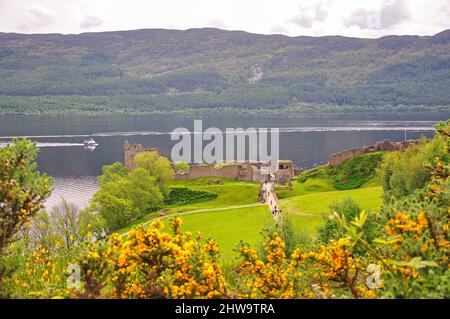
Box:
[123,140,159,170]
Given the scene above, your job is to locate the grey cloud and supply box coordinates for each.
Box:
[381,0,411,28]
[343,9,374,29]
[80,15,103,29]
[17,3,56,30]
[288,1,329,29]
[344,0,411,30]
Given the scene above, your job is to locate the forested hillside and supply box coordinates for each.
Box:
[1,28,450,114]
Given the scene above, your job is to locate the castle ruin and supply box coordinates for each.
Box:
[173,160,295,183]
[123,140,296,183]
[123,140,159,170]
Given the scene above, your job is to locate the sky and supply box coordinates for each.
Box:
[0,0,449,38]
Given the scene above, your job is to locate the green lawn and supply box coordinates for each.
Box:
[165,205,274,259]
[361,174,382,188]
[279,186,383,237]
[276,176,336,199]
[118,177,261,234]
[168,177,260,213]
[286,214,325,237]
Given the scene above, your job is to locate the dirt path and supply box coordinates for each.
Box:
[263,182,281,222]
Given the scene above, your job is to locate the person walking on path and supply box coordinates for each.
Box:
[263,181,281,222]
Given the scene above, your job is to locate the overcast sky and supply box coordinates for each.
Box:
[0,0,449,38]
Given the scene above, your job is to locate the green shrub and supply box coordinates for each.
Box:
[164,187,218,206]
[379,136,444,199]
[173,161,189,172]
[297,166,328,183]
[318,198,379,245]
[330,152,384,190]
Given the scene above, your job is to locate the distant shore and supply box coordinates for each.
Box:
[0,101,449,119]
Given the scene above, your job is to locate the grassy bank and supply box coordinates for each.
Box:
[165,205,274,259]
[279,186,383,237]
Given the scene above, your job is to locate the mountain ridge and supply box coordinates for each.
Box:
[1,27,448,39]
[0,27,449,114]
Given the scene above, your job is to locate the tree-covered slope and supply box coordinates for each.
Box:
[1,28,450,113]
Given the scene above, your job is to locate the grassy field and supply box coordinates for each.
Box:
[118,178,268,259]
[168,177,260,213]
[275,175,336,199]
[118,177,261,235]
[165,205,274,259]
[279,186,383,237]
[279,186,383,215]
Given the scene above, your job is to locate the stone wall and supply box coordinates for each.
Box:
[173,163,271,182]
[275,169,293,184]
[123,140,295,183]
[328,147,370,167]
[173,162,296,183]
[252,166,270,183]
[174,163,242,180]
[328,139,419,167]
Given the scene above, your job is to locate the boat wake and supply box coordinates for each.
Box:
[0,142,84,148]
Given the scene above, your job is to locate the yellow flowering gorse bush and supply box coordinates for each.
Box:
[74,218,226,299]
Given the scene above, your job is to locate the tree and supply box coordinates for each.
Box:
[173,160,189,172]
[97,162,128,186]
[91,163,165,232]
[379,136,444,199]
[23,210,55,251]
[50,199,105,251]
[127,168,164,213]
[0,139,52,253]
[91,177,136,232]
[0,139,52,296]
[319,198,362,243]
[22,199,105,252]
[133,151,174,196]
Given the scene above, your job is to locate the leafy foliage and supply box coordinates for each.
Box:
[173,160,189,172]
[0,140,52,297]
[163,187,217,206]
[379,136,444,199]
[91,151,174,232]
[0,140,52,253]
[73,218,226,299]
[297,153,383,191]
[333,121,450,298]
[319,198,362,243]
[330,153,384,190]
[133,152,174,196]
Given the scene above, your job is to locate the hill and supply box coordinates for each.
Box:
[1,28,450,114]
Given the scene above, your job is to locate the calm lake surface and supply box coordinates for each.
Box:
[0,114,446,209]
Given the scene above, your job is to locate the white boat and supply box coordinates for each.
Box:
[83,137,98,146]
